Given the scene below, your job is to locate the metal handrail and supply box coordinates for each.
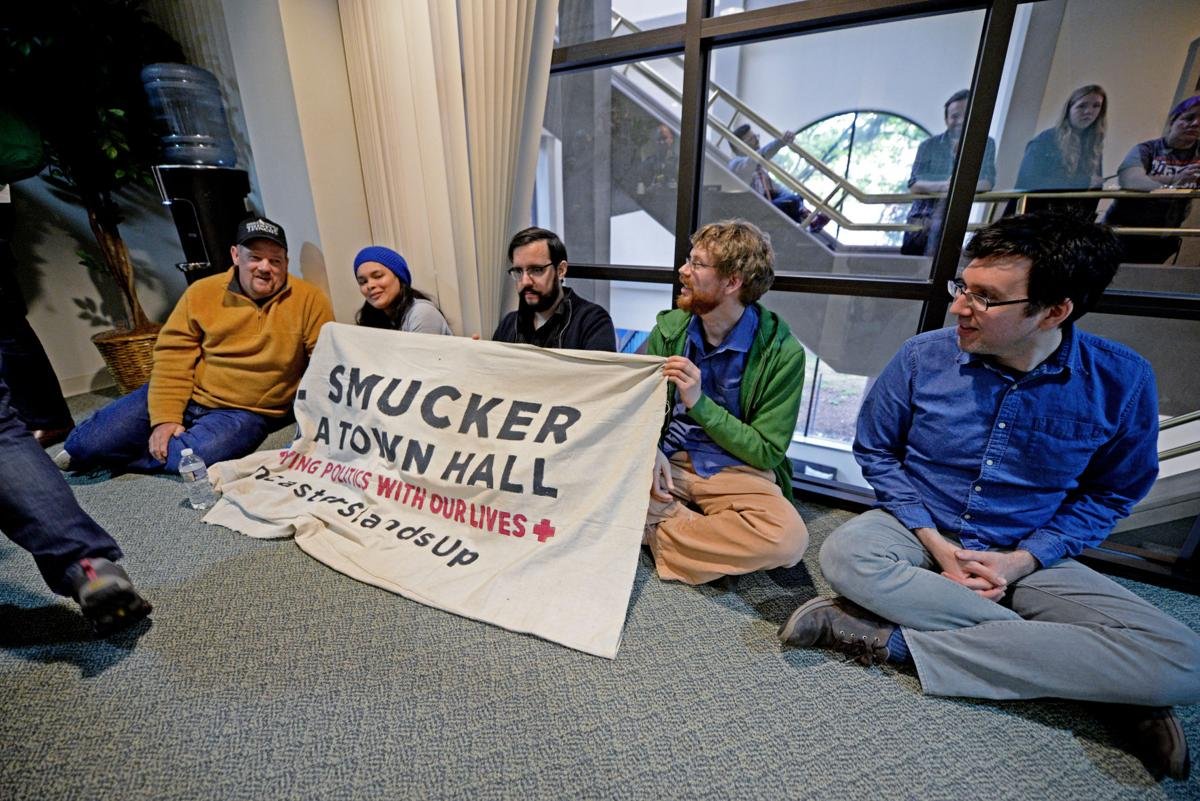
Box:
[610,10,1200,237]
[1161,410,1200,431]
[611,43,901,230]
[709,117,868,229]
[1158,412,1200,461]
[612,11,874,212]
[1161,441,1200,461]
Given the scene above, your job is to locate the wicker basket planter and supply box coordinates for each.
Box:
[91,324,161,395]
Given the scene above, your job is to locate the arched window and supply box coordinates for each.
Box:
[773,110,930,247]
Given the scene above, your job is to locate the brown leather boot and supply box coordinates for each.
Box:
[778,596,895,666]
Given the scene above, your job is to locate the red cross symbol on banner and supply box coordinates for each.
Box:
[533,518,556,543]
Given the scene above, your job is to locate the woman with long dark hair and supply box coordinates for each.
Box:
[1013,84,1107,218]
[353,245,451,334]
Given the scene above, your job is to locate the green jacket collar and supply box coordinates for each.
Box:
[654,303,783,353]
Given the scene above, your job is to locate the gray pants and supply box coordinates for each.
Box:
[820,510,1200,705]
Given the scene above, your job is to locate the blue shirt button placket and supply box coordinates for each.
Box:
[964,381,1020,543]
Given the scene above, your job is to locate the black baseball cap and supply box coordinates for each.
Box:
[236,216,288,250]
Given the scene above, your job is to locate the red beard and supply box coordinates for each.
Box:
[678,284,719,316]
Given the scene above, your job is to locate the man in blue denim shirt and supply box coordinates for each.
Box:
[780,214,1200,781]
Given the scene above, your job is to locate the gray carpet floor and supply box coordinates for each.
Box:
[1,390,1198,800]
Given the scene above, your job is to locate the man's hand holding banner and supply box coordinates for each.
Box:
[206,323,665,658]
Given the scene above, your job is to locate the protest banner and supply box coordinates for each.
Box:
[206,323,665,658]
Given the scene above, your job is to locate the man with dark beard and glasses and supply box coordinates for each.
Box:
[643,219,808,585]
[491,227,616,351]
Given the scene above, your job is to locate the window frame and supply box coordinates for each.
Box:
[548,0,1200,587]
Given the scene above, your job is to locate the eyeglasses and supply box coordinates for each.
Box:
[507,263,555,281]
[684,255,715,271]
[947,279,1031,312]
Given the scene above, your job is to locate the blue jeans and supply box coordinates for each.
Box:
[770,189,808,225]
[0,367,121,595]
[64,384,274,474]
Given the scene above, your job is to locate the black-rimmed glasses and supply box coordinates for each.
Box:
[947,279,1031,312]
[507,263,555,281]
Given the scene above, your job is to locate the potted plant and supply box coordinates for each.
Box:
[1,0,184,392]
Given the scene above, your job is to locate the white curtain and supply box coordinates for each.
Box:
[338,0,558,337]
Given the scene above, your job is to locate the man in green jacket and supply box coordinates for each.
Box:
[645,220,808,584]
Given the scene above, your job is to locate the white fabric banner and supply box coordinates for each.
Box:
[206,323,665,658]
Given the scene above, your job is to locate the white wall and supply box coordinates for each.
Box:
[736,11,986,135]
[275,0,372,321]
[612,0,684,28]
[607,279,672,331]
[1036,0,1200,180]
[11,175,183,396]
[219,0,317,260]
[610,210,675,272]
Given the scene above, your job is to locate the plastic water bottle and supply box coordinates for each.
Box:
[141,63,238,167]
[179,448,217,510]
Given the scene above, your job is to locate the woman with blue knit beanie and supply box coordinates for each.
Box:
[353,245,452,334]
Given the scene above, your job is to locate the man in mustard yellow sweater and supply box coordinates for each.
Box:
[59,217,334,474]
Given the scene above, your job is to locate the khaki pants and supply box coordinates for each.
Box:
[645,452,808,585]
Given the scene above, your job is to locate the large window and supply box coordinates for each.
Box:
[786,111,930,247]
[537,57,682,267]
[697,9,986,273]
[541,0,1200,561]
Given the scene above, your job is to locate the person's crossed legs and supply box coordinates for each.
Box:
[645,452,808,584]
[781,508,1200,780]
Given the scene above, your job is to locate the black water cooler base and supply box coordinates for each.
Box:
[153,165,250,285]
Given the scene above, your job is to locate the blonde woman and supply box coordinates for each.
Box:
[1014,84,1107,217]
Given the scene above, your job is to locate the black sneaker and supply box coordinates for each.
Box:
[778,596,895,666]
[66,558,152,636]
